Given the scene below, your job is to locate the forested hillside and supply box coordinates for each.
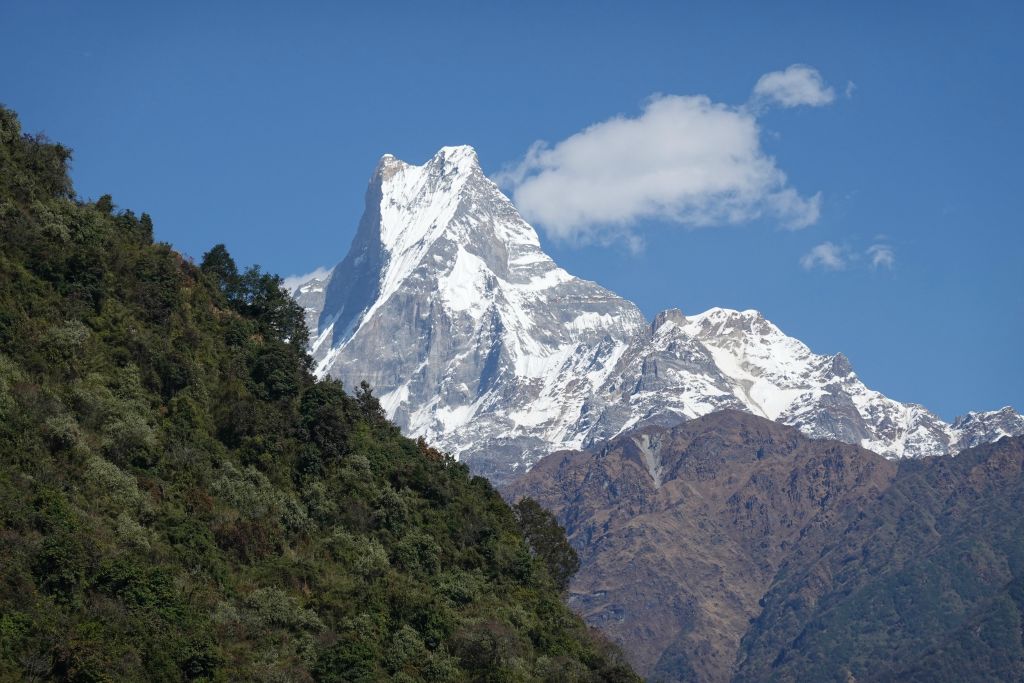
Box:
[0,106,636,682]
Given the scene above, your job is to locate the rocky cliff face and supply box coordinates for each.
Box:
[295,146,1023,483]
[510,413,1024,682]
[298,146,646,480]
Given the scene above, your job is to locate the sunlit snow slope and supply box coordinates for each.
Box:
[295,147,1024,483]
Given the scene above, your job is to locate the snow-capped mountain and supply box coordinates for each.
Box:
[570,306,1012,460]
[297,146,646,479]
[295,146,1023,483]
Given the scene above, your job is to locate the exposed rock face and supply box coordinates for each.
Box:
[298,146,646,481]
[295,146,1023,483]
[510,412,1024,682]
[951,405,1024,450]
[567,306,1013,461]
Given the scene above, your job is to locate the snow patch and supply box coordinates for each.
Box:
[438,247,490,318]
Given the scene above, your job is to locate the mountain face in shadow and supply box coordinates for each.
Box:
[509,410,1024,682]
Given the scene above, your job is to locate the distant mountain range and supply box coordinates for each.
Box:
[509,411,1024,681]
[295,146,1023,483]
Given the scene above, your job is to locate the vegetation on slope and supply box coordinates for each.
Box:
[512,410,1024,682]
[509,410,898,682]
[0,106,637,682]
[735,436,1024,682]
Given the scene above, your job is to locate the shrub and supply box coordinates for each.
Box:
[101,412,158,466]
[83,455,141,512]
[43,413,82,451]
[326,530,390,578]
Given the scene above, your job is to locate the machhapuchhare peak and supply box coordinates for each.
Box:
[295,145,1024,483]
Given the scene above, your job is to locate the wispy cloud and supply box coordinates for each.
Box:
[752,65,836,108]
[499,65,835,247]
[867,244,895,269]
[282,266,331,294]
[800,242,847,270]
[800,241,897,273]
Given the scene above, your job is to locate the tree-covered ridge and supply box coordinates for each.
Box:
[0,106,637,682]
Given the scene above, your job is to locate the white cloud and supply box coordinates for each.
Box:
[282,266,331,294]
[499,89,824,245]
[800,242,847,270]
[867,244,895,269]
[800,242,895,273]
[753,65,836,108]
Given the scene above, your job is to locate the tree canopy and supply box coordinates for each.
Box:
[0,105,637,682]
[514,498,581,593]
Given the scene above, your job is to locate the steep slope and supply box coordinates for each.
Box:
[735,435,1024,682]
[299,148,1022,482]
[509,411,897,682]
[301,146,647,482]
[0,107,637,682]
[511,412,1024,682]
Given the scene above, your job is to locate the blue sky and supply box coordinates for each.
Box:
[2,1,1021,419]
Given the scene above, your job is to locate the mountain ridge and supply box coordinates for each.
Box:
[296,146,1024,482]
[509,411,1024,681]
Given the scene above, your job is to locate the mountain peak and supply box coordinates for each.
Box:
[300,148,647,478]
[297,153,1024,480]
[375,145,481,183]
[369,146,487,259]
[432,144,479,169]
[374,153,407,180]
[652,308,687,333]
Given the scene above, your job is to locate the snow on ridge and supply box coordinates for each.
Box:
[294,147,1024,482]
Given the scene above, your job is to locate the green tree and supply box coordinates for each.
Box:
[95,194,114,214]
[200,243,239,298]
[0,104,639,682]
[513,497,580,592]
